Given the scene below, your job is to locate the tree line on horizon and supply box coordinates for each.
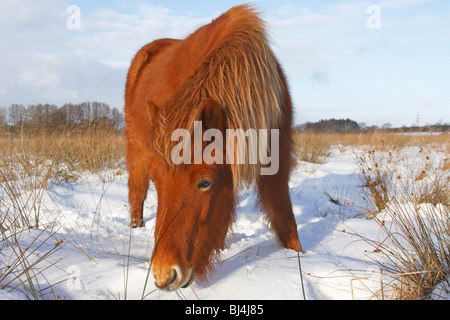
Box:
[0,103,448,135]
[0,101,124,133]
[295,118,449,134]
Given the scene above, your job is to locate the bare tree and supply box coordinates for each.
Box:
[8,104,26,127]
[0,107,7,127]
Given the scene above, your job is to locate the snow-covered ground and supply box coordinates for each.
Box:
[1,147,448,300]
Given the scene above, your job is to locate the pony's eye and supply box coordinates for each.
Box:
[197,180,212,191]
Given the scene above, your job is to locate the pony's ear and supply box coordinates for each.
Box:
[202,98,223,130]
[146,100,158,121]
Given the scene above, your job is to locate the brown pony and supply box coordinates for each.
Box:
[125,4,302,291]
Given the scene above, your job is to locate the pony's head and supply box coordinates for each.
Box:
[147,98,236,291]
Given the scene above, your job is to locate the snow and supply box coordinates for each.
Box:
[1,147,448,300]
[430,275,450,300]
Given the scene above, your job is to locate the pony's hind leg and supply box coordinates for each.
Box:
[257,168,302,252]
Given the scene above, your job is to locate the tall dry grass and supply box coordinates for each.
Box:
[293,133,332,164]
[294,131,449,159]
[0,128,125,183]
[0,127,125,299]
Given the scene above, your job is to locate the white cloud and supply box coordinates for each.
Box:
[0,48,125,107]
[0,1,210,107]
[380,0,431,9]
[267,2,366,84]
[69,4,211,69]
[18,67,60,88]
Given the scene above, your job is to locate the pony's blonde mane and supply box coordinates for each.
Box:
[154,4,285,187]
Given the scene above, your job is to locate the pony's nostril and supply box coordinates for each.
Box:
[170,268,177,284]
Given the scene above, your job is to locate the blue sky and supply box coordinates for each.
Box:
[1,0,449,126]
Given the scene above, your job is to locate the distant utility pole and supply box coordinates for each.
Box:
[416,111,420,127]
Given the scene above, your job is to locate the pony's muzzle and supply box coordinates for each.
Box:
[153,265,194,291]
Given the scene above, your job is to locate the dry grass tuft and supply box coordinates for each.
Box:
[354,146,449,299]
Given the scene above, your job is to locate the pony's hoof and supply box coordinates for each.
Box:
[131,219,144,228]
[283,237,303,253]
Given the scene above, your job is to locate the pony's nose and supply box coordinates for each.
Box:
[153,267,177,291]
[153,265,193,291]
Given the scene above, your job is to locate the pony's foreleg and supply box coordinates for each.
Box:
[126,142,150,228]
[257,169,302,252]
